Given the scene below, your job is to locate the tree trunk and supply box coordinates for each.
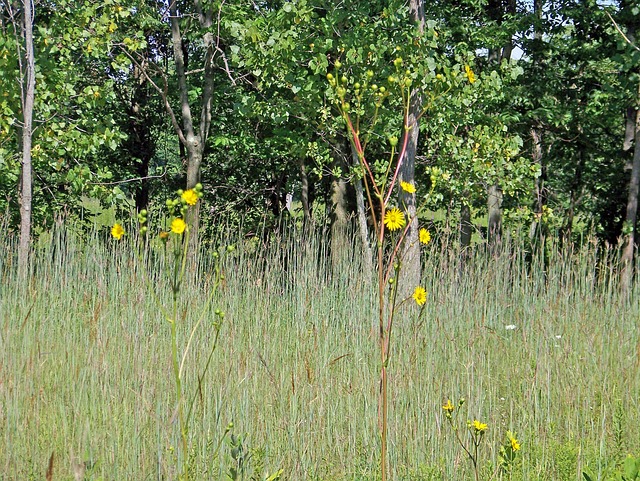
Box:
[18,0,36,277]
[561,148,585,244]
[397,0,425,297]
[330,171,350,273]
[460,203,472,250]
[529,126,546,241]
[487,184,502,250]
[167,2,216,243]
[621,102,640,289]
[299,157,312,225]
[350,143,373,271]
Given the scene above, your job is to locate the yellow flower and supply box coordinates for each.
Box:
[171,218,187,234]
[383,208,406,231]
[472,420,488,433]
[412,286,427,306]
[111,223,125,240]
[419,228,431,245]
[510,436,521,452]
[400,181,416,194]
[465,65,476,84]
[442,399,455,414]
[181,189,198,206]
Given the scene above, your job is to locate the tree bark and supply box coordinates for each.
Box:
[18,0,36,277]
[529,126,546,241]
[487,183,503,250]
[621,102,640,289]
[561,148,585,244]
[350,143,373,271]
[299,157,312,225]
[330,170,350,273]
[166,2,216,245]
[619,3,639,290]
[397,0,425,296]
[460,203,472,250]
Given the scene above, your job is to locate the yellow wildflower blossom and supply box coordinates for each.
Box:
[400,181,416,194]
[442,399,455,414]
[510,436,521,451]
[383,208,406,231]
[465,65,476,84]
[412,286,427,306]
[111,223,125,240]
[181,189,198,206]
[171,218,187,234]
[419,228,431,245]
[472,420,488,433]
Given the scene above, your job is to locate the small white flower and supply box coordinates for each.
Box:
[555,335,562,339]
[505,324,517,330]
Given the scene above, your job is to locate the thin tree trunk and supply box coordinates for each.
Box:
[487,184,503,250]
[330,172,349,273]
[299,157,312,225]
[621,103,640,289]
[168,2,215,245]
[18,0,36,276]
[529,126,547,242]
[350,143,373,271]
[561,149,585,244]
[460,203,472,250]
[397,0,425,297]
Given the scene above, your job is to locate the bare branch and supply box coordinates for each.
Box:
[90,169,169,186]
[605,10,640,52]
[118,46,188,147]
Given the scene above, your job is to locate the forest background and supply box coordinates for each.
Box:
[1,0,639,266]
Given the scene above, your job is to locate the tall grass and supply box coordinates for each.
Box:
[1,225,639,480]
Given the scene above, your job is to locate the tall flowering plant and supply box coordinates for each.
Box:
[111,184,231,481]
[327,57,434,481]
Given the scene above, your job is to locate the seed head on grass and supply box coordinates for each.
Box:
[383,208,406,231]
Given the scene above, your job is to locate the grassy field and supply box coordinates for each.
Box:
[1,226,639,480]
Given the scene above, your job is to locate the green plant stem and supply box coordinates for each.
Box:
[170,316,188,480]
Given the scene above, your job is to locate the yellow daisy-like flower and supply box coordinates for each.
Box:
[465,65,476,84]
[442,399,455,414]
[412,286,427,306]
[400,181,416,194]
[181,189,198,206]
[171,218,187,234]
[419,228,431,245]
[510,436,521,451]
[383,208,406,231]
[111,223,125,240]
[472,420,488,433]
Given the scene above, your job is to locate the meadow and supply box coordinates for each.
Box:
[1,224,639,480]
